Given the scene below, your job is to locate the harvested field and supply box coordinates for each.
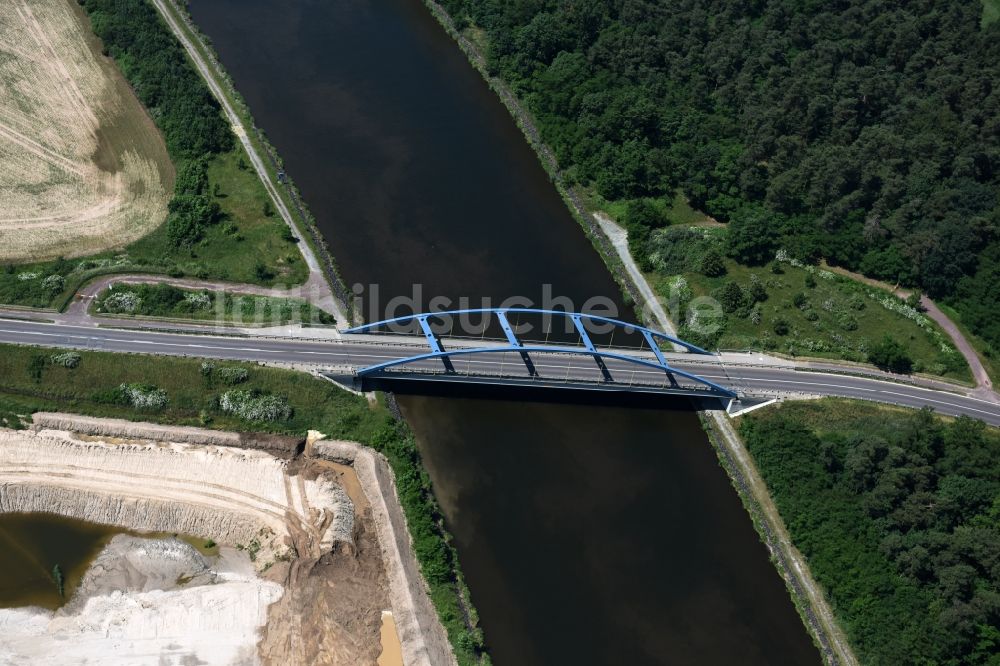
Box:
[0,0,172,262]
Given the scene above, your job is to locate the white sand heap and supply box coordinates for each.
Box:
[0,535,282,665]
[0,428,354,566]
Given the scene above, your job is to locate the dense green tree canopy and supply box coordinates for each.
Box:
[441,0,1000,347]
[82,0,233,158]
[741,406,1000,665]
[868,334,914,373]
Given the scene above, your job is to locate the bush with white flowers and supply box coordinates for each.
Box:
[219,390,291,422]
[183,291,212,310]
[668,275,692,303]
[42,274,65,292]
[102,290,141,313]
[119,383,167,410]
[217,366,249,385]
[50,352,81,368]
[868,291,956,355]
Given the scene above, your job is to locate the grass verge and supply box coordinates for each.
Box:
[153,0,354,318]
[91,283,335,327]
[644,226,971,382]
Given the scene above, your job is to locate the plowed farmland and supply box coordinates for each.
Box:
[0,0,172,262]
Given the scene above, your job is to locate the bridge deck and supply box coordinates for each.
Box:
[341,340,740,397]
[341,308,738,397]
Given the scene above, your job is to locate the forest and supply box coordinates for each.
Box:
[438,0,1000,350]
[741,402,999,665]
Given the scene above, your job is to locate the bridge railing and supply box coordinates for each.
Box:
[342,308,736,398]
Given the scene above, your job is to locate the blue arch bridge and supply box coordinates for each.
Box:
[339,308,742,402]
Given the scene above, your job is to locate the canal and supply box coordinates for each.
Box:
[189,0,820,663]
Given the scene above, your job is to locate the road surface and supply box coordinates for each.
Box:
[1,317,997,425]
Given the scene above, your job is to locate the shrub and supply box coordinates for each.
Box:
[773,317,790,336]
[623,200,667,270]
[118,383,168,410]
[217,367,249,385]
[101,290,141,314]
[27,355,47,381]
[42,275,65,293]
[219,389,291,422]
[868,335,913,373]
[667,275,692,304]
[51,564,64,598]
[726,204,779,265]
[699,249,726,277]
[747,274,767,303]
[166,192,221,248]
[838,314,858,331]
[50,352,81,369]
[183,291,212,310]
[718,281,746,314]
[254,262,275,281]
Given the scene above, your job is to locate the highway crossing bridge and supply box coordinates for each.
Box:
[1,312,999,424]
[343,308,747,400]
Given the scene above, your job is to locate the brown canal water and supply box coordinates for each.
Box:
[189,0,821,663]
[0,513,120,610]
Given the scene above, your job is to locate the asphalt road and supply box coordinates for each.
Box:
[2,317,998,425]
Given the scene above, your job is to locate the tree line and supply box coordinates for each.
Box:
[439,0,1000,350]
[741,406,1000,664]
[81,0,233,247]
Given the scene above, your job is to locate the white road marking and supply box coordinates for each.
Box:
[1,321,998,420]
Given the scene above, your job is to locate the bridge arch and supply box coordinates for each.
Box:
[343,308,734,398]
[344,307,710,354]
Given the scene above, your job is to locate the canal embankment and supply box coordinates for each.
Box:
[151,0,354,324]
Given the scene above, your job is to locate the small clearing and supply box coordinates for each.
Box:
[0,0,172,262]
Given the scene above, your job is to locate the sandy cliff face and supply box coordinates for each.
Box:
[0,428,353,567]
[0,417,457,666]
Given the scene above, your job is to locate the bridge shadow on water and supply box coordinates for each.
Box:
[351,374,729,413]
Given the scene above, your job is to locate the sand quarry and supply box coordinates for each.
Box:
[0,414,455,666]
[0,0,172,262]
